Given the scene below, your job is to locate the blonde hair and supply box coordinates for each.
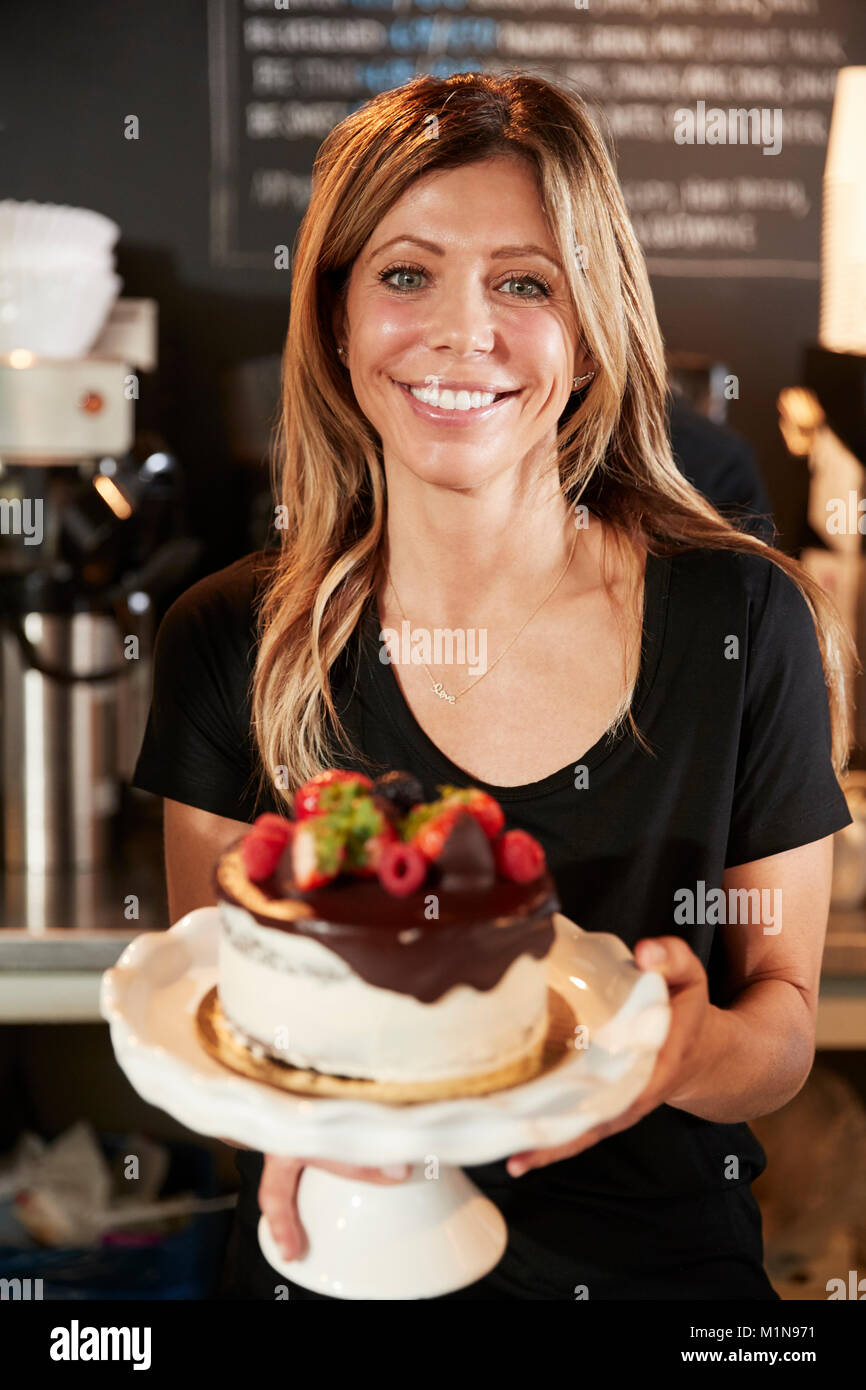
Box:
[251,70,855,807]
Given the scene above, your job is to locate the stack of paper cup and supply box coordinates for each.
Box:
[0,200,123,358]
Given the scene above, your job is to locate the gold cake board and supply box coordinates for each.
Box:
[196,985,578,1104]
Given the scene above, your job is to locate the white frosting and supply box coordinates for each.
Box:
[217,901,549,1083]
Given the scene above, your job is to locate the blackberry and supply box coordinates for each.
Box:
[372,770,426,816]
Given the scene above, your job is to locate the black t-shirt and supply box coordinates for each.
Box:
[667,392,776,546]
[132,541,851,1300]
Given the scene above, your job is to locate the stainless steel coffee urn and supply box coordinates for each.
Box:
[0,299,198,870]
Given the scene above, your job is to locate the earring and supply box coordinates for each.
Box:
[337,346,345,359]
[572,371,595,391]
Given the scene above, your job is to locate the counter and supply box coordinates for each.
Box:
[0,810,167,1021]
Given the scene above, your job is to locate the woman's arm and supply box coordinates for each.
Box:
[507,833,836,1175]
[163,798,252,923]
[665,833,834,1122]
[163,798,262,1151]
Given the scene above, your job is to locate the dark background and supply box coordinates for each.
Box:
[4,0,866,572]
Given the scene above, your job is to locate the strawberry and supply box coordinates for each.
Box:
[436,785,505,840]
[242,826,292,882]
[406,803,468,864]
[351,821,400,877]
[291,816,348,889]
[294,770,373,821]
[252,813,294,850]
[494,829,547,884]
[340,795,400,877]
[377,842,427,897]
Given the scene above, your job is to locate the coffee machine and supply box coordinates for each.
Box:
[0,301,199,870]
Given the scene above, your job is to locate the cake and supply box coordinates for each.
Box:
[211,770,561,1095]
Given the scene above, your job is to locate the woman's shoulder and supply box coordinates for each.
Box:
[659,544,826,686]
[150,550,280,685]
[160,548,278,634]
[665,542,805,617]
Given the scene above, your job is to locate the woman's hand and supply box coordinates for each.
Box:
[506,935,718,1177]
[259,1155,412,1261]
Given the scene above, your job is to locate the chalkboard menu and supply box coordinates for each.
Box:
[209,0,865,279]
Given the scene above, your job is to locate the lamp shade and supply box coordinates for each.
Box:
[820,67,866,355]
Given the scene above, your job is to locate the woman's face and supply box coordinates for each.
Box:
[339,155,590,490]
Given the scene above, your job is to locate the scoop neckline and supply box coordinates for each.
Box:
[360,546,671,802]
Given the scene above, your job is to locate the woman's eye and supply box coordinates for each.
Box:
[499,275,551,299]
[379,264,425,291]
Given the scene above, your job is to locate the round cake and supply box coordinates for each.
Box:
[212,770,561,1089]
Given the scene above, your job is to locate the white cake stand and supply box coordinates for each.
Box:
[100,908,670,1300]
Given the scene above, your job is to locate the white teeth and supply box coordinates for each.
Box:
[406,383,498,411]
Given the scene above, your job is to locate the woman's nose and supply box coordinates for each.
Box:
[422,276,497,356]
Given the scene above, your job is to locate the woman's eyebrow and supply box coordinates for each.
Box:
[492,244,562,271]
[367,234,562,271]
[368,234,442,259]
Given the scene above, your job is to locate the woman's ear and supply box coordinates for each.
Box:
[331,294,348,359]
[574,341,597,379]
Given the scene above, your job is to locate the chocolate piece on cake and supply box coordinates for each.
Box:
[435,809,496,892]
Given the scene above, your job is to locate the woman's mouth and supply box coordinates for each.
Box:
[392,378,520,422]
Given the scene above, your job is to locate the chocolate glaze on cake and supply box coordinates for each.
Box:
[213,840,559,1004]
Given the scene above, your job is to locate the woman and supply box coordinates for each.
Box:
[133,71,855,1300]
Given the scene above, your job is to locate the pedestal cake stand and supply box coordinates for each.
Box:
[100,908,670,1300]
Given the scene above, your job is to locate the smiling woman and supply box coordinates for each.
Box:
[252,71,851,794]
[131,70,856,1301]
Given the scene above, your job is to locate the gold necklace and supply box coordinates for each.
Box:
[386,527,579,705]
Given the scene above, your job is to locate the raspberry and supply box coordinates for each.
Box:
[494,829,546,883]
[377,842,427,897]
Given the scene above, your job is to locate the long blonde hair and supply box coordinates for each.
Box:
[251,70,855,807]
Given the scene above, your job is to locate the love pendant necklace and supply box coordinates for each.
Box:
[385,527,578,705]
